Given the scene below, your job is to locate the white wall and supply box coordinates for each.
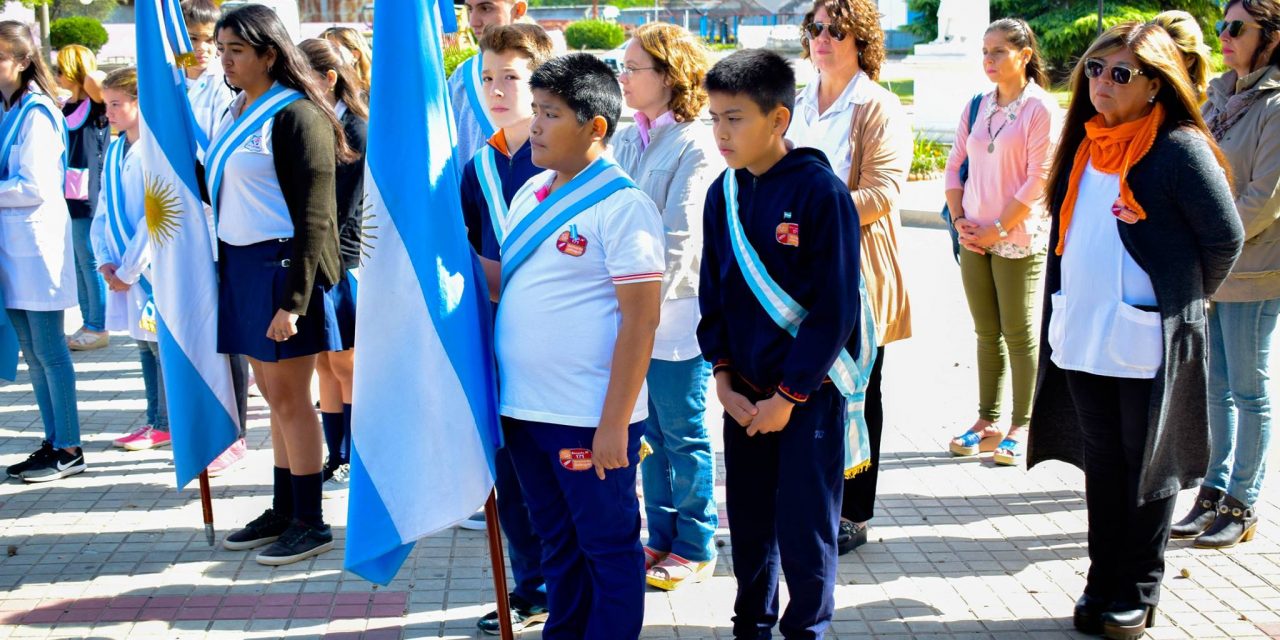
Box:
[878,0,909,30]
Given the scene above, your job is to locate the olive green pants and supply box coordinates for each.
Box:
[958,249,1045,426]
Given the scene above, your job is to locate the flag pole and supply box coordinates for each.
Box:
[198,471,215,546]
[483,490,515,640]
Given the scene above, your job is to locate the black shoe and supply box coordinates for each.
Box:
[1101,604,1155,640]
[21,447,85,483]
[476,594,549,635]
[1074,593,1108,635]
[255,522,334,566]
[223,509,292,551]
[6,441,54,478]
[1194,496,1258,549]
[1171,486,1223,539]
[837,518,868,556]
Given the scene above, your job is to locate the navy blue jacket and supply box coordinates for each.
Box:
[459,138,540,260]
[697,147,862,403]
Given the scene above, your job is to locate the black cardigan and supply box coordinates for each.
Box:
[1027,125,1245,504]
[335,108,367,269]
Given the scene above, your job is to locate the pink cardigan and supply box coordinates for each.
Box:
[944,82,1059,254]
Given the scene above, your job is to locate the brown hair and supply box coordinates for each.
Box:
[322,26,372,93]
[1046,22,1230,210]
[0,21,58,104]
[631,23,710,122]
[986,18,1049,87]
[1150,10,1212,98]
[102,66,138,99]
[800,0,886,81]
[1226,0,1280,71]
[478,23,554,71]
[300,38,368,121]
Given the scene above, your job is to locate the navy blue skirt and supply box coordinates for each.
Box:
[325,268,357,351]
[217,238,343,363]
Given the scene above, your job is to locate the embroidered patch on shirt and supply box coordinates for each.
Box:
[556,225,588,256]
[559,448,593,471]
[243,134,264,153]
[776,222,800,247]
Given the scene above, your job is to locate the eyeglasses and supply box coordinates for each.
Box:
[1083,58,1147,85]
[620,65,658,77]
[803,22,846,42]
[1217,19,1263,39]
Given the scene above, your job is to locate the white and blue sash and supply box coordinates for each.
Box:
[460,54,496,140]
[473,146,509,246]
[500,157,637,287]
[103,136,157,334]
[0,92,66,179]
[204,83,302,217]
[722,171,877,478]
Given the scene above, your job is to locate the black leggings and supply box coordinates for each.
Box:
[841,345,885,523]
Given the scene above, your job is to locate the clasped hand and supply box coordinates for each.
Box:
[715,373,795,436]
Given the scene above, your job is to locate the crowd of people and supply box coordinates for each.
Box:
[0,0,1275,638]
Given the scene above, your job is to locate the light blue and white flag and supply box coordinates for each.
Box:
[346,0,502,585]
[136,0,240,489]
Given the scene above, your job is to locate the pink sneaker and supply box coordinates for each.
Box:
[113,426,153,448]
[207,439,247,477]
[123,426,171,451]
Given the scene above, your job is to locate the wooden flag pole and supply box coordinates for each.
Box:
[198,471,215,547]
[483,490,515,640]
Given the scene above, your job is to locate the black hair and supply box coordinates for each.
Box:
[704,49,795,116]
[216,4,355,162]
[528,53,621,143]
[987,18,1049,87]
[181,0,220,28]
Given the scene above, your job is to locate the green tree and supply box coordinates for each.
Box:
[14,0,121,22]
[50,15,107,52]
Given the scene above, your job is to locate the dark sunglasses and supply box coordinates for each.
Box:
[1217,19,1263,38]
[803,22,846,42]
[1083,58,1147,85]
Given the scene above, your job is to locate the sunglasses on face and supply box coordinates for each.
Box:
[1083,58,1147,85]
[1217,19,1263,39]
[803,22,846,42]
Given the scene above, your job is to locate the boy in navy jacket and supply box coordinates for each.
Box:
[698,49,862,639]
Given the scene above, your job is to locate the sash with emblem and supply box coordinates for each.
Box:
[204,83,302,217]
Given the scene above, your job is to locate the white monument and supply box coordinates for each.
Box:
[903,0,992,141]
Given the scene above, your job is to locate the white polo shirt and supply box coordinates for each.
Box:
[186,65,235,152]
[210,93,293,247]
[495,171,666,428]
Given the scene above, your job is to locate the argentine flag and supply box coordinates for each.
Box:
[136,0,240,488]
[345,0,502,584]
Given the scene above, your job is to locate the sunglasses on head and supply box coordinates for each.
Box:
[803,22,846,42]
[1217,19,1263,39]
[1083,58,1147,85]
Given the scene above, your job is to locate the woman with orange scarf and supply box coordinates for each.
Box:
[1027,23,1243,640]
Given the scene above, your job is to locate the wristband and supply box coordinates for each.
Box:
[994,219,1009,239]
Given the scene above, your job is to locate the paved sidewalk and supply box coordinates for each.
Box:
[1,225,1279,639]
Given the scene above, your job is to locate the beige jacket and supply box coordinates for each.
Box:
[1205,65,1280,302]
[846,83,914,344]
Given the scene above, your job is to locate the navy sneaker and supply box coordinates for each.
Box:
[255,522,334,566]
[21,447,85,483]
[477,594,549,635]
[223,509,291,551]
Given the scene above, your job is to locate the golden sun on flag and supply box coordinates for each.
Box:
[144,174,182,247]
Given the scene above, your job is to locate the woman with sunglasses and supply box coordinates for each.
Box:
[784,0,911,557]
[943,18,1058,468]
[1169,0,1280,550]
[1029,22,1242,639]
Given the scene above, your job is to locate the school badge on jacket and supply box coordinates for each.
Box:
[776,211,799,246]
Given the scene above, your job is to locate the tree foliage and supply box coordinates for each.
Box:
[905,0,1223,79]
[565,19,626,50]
[50,16,108,52]
[15,0,121,22]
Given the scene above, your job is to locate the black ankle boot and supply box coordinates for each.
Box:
[1170,486,1223,539]
[1074,593,1108,635]
[1102,604,1155,640]
[1195,495,1258,549]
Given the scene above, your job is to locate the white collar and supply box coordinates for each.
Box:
[335,100,348,120]
[800,70,871,118]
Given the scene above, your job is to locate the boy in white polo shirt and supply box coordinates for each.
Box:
[478,53,664,640]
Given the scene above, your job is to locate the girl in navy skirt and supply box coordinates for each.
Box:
[207,5,356,566]
[300,38,368,495]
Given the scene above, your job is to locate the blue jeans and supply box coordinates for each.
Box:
[640,357,718,562]
[1205,299,1280,507]
[137,340,168,431]
[7,310,80,448]
[71,217,105,332]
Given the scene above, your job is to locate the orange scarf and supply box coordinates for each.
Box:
[1056,103,1165,255]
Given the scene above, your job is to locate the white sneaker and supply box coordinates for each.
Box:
[322,463,350,496]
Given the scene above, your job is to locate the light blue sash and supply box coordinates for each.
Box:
[104,136,157,334]
[722,171,877,478]
[473,146,509,246]
[204,84,302,217]
[0,92,66,180]
[461,54,496,140]
[499,156,637,287]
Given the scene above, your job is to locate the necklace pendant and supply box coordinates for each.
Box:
[987,142,995,153]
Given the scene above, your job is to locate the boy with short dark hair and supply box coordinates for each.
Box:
[180,0,234,148]
[699,48,864,639]
[480,53,664,640]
